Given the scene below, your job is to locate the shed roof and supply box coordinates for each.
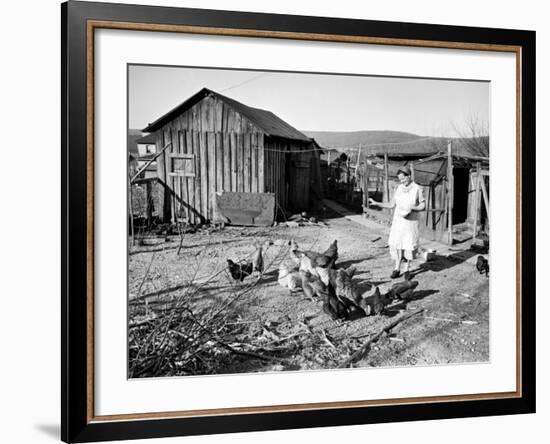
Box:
[143,88,310,142]
[373,136,489,159]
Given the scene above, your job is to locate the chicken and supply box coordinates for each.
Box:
[290,240,338,285]
[301,278,316,301]
[321,272,367,321]
[386,279,419,300]
[277,264,302,292]
[332,266,360,303]
[227,259,253,282]
[359,287,384,316]
[476,255,489,276]
[322,283,353,320]
[290,239,337,267]
[252,246,264,273]
[299,270,327,300]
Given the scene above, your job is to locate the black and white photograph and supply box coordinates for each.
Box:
[127,65,490,378]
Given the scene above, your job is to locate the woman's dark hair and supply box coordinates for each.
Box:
[397,169,411,177]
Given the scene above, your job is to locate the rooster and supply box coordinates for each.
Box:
[227,260,253,282]
[476,255,489,277]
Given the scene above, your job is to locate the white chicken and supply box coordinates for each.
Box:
[289,239,337,286]
[277,264,302,292]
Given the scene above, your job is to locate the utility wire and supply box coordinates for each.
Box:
[255,136,438,154]
[219,73,271,93]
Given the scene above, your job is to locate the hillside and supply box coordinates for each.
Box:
[302,130,424,149]
[303,130,489,158]
[128,129,143,155]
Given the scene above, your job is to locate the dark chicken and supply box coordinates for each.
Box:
[299,270,326,299]
[227,260,253,282]
[476,255,489,276]
[359,287,384,316]
[322,283,355,321]
[322,268,367,321]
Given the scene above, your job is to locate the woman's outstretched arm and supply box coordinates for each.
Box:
[368,197,395,209]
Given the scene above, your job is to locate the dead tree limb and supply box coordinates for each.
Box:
[216,341,276,362]
[338,308,425,368]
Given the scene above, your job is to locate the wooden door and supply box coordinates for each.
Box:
[289,159,310,211]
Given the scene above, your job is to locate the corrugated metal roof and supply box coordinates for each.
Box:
[373,137,489,159]
[143,88,310,142]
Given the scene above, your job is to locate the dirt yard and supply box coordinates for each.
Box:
[128,209,489,378]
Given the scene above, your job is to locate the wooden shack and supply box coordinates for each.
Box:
[362,138,489,244]
[142,88,323,224]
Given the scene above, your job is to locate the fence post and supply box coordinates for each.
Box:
[472,161,481,240]
[384,153,390,215]
[129,180,135,246]
[447,141,454,245]
[362,163,369,211]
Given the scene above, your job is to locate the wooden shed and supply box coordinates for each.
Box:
[142,88,323,224]
[362,138,489,244]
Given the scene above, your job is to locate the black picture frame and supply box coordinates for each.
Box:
[61,1,536,442]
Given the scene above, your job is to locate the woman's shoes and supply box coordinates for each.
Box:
[390,269,400,279]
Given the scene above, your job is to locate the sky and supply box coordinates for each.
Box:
[128,64,490,137]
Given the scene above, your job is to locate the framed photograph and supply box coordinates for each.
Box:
[62,1,535,442]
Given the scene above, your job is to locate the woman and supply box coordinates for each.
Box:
[369,166,426,278]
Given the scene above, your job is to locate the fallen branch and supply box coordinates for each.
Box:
[319,329,336,348]
[338,308,425,368]
[425,315,478,325]
[217,341,277,362]
[129,318,156,329]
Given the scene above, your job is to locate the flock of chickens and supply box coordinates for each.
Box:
[227,239,419,321]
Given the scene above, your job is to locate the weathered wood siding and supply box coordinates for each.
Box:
[153,94,321,223]
[156,130,265,224]
[263,138,289,215]
[264,138,323,214]
[153,94,269,223]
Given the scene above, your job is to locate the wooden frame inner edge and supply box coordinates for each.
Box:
[85,19,523,423]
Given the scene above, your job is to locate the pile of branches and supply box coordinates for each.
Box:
[128,244,291,378]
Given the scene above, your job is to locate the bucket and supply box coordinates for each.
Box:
[422,248,436,262]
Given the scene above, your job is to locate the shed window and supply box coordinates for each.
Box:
[169,153,195,177]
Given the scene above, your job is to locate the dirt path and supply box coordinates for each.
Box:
[129,210,489,376]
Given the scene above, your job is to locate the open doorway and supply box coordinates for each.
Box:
[452,167,469,224]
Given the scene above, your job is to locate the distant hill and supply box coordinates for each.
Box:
[128,129,143,156]
[302,130,425,149]
[303,130,488,158]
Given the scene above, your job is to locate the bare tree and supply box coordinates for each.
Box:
[451,113,490,157]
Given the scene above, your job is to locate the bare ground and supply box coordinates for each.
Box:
[128,209,489,377]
